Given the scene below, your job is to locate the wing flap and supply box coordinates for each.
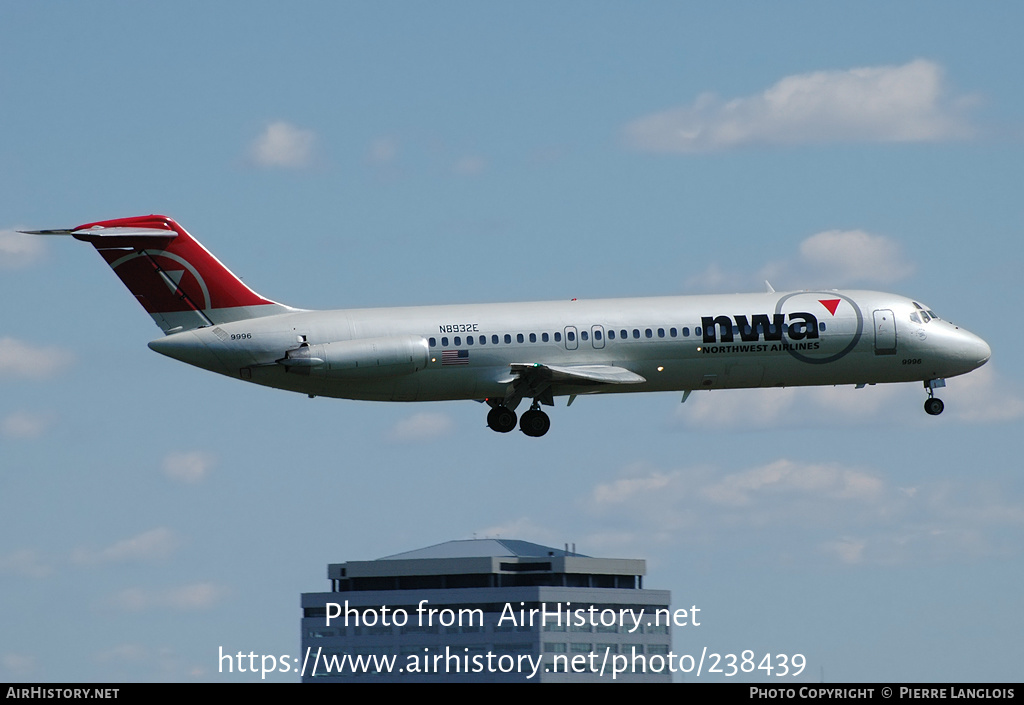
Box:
[509,363,646,386]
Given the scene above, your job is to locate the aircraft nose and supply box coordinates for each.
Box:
[960,330,991,369]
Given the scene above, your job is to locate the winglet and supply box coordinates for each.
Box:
[765,280,776,293]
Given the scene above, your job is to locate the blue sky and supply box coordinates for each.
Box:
[2,2,1022,682]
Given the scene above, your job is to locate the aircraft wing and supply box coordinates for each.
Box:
[508,363,646,386]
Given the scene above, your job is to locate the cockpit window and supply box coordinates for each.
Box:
[910,312,921,324]
[912,302,940,323]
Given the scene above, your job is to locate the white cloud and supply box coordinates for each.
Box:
[111,582,228,612]
[699,459,884,507]
[387,412,454,442]
[73,527,179,566]
[367,136,399,165]
[0,549,52,579]
[674,365,1016,431]
[626,59,973,153]
[948,364,1024,423]
[1,652,37,678]
[821,537,868,564]
[453,155,486,175]
[0,338,74,379]
[162,451,215,483]
[763,229,915,287]
[0,229,45,269]
[688,230,914,292]
[249,121,315,168]
[675,383,914,431]
[1,411,53,439]
[580,458,1023,565]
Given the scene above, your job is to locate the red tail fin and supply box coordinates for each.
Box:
[72,215,290,332]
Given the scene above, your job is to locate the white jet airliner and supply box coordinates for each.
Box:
[25,215,991,437]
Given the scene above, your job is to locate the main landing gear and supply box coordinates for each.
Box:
[486,402,551,437]
[924,378,945,416]
[486,405,517,433]
[519,404,551,437]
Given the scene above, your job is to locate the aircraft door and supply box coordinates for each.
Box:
[564,326,578,350]
[873,309,897,355]
[591,325,605,349]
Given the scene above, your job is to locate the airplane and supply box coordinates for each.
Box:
[23,214,991,437]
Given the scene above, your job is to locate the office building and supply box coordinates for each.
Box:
[300,538,672,682]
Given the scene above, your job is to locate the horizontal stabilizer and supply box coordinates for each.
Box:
[71,226,179,246]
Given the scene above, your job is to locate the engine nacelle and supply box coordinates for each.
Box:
[277,335,429,378]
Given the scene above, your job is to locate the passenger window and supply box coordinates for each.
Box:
[608,330,616,340]
[567,331,576,342]
[694,327,701,337]
[442,337,449,346]
[645,329,653,339]
[517,333,524,343]
[492,335,499,344]
[632,329,640,339]
[818,322,826,332]
[554,332,562,342]
[466,336,473,345]
[594,330,603,340]
[479,336,486,345]
[504,334,512,344]
[621,330,628,339]
[657,328,665,338]
[683,327,690,337]
[529,333,537,343]
[429,337,437,347]
[542,332,549,342]
[581,330,589,341]
[454,336,461,346]
[670,328,677,338]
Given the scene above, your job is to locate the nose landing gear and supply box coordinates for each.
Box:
[924,378,946,416]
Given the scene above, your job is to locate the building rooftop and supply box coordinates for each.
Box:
[380,539,586,561]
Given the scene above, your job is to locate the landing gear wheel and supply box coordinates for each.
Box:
[519,409,551,437]
[924,398,944,416]
[487,406,517,433]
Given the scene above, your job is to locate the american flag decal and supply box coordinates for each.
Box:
[442,349,469,366]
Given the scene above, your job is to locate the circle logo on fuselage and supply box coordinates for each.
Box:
[773,291,864,365]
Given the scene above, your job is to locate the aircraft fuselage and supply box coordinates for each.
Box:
[148,289,990,404]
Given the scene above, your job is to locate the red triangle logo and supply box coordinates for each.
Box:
[818,298,841,316]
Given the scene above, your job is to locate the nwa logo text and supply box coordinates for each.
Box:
[701,312,819,344]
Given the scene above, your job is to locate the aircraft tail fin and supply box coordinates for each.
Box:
[27,215,293,334]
